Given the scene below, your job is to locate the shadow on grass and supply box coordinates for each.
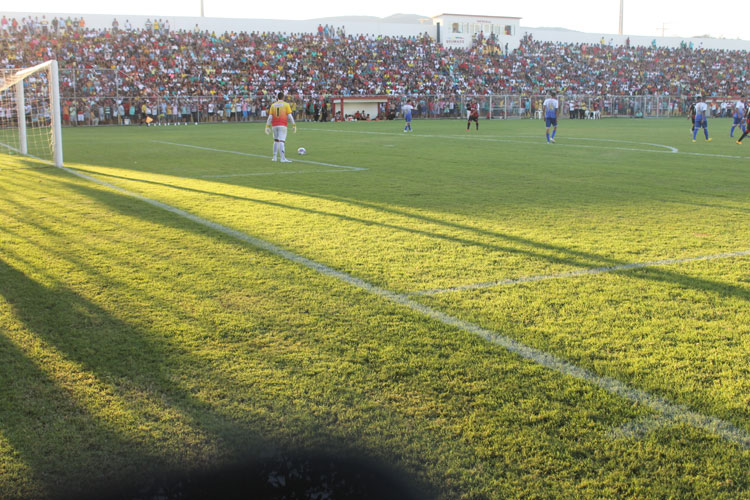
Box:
[0,256,269,497]
[0,254,426,500]
[0,181,432,499]
[62,167,750,303]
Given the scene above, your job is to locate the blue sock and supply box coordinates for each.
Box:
[546,132,550,142]
[731,125,735,137]
[692,128,698,140]
[551,129,557,139]
[704,128,709,139]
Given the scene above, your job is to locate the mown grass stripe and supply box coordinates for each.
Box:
[56,163,750,451]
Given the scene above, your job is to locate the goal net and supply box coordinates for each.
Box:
[0,60,63,167]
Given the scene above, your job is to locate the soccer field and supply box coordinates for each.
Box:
[1,118,749,499]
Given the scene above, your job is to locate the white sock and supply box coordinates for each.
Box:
[273,142,278,157]
[280,142,286,159]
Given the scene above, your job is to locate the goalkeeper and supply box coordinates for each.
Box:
[265,92,296,162]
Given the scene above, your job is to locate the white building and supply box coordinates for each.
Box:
[432,13,522,50]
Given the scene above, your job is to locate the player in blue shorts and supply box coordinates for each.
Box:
[692,96,712,142]
[402,100,414,132]
[542,91,559,143]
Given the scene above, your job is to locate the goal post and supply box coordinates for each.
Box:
[0,60,63,167]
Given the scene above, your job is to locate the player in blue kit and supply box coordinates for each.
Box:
[402,100,414,132]
[692,96,712,142]
[542,91,559,143]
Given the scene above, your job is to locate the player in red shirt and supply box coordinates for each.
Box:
[466,102,479,131]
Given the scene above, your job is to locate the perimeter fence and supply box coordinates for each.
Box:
[52,68,732,126]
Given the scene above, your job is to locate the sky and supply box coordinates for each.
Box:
[8,0,750,40]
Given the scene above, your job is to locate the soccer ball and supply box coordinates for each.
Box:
[297,147,306,155]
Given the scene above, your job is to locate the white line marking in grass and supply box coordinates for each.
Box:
[609,415,674,441]
[201,170,357,178]
[53,163,750,451]
[311,129,750,160]
[0,141,55,166]
[678,151,749,160]
[154,141,368,173]
[312,128,676,154]
[414,250,750,295]
[515,135,679,153]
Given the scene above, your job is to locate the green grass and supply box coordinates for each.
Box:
[0,117,749,499]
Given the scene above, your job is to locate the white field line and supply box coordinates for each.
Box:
[311,128,750,160]
[514,135,678,153]
[153,140,368,176]
[0,141,54,166]
[609,415,673,440]
[414,250,750,296]
[54,163,750,451]
[312,128,677,154]
[200,169,362,178]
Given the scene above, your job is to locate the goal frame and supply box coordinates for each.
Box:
[1,60,63,167]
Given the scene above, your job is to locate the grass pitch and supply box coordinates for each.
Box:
[0,117,749,499]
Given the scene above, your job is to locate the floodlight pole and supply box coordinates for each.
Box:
[200,0,204,17]
[618,0,624,35]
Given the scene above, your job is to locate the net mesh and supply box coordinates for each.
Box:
[0,64,56,164]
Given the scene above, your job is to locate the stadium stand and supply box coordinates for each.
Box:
[1,14,746,124]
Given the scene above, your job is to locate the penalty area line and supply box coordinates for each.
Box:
[200,169,364,178]
[154,140,368,173]
[312,129,750,159]
[414,250,750,295]
[310,129,679,154]
[51,162,750,451]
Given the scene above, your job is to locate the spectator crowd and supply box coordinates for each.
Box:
[2,14,750,125]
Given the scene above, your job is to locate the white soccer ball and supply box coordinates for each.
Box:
[297,147,307,155]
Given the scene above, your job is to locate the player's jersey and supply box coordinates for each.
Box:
[268,100,293,127]
[542,98,558,119]
[695,102,708,118]
[402,104,414,118]
[735,100,746,117]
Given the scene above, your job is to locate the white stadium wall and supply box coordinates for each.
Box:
[5,10,750,51]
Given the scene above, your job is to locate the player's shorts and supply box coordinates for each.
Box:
[694,115,707,128]
[734,113,743,125]
[272,125,288,141]
[545,117,558,127]
[468,115,478,123]
[405,114,412,123]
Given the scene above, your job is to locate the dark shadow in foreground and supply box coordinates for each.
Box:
[78,451,427,500]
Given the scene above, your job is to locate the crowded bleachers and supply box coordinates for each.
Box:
[2,14,749,124]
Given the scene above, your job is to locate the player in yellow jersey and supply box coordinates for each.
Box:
[265,92,297,162]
